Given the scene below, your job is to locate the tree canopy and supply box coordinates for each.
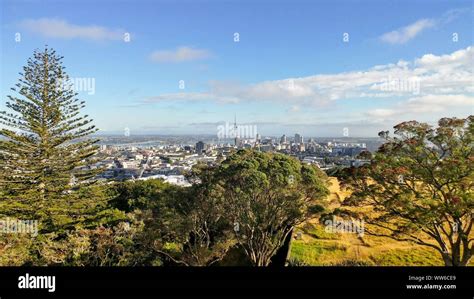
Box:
[0,47,120,233]
[338,116,474,266]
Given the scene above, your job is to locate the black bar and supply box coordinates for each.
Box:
[0,267,472,298]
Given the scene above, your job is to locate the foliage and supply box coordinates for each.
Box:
[338,116,474,266]
[0,47,116,233]
[108,150,330,267]
[215,149,330,266]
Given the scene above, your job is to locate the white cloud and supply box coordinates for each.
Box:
[19,18,125,41]
[415,46,473,70]
[380,19,435,44]
[404,94,474,113]
[150,47,212,63]
[365,108,397,118]
[287,105,301,113]
[201,46,472,105]
[379,8,469,45]
[366,94,474,120]
[143,92,239,104]
[142,46,473,124]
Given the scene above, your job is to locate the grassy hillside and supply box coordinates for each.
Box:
[288,177,471,266]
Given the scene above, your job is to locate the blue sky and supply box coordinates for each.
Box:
[1,0,473,137]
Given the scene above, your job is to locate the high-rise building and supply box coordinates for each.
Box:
[299,143,305,152]
[196,141,205,154]
[295,133,303,144]
[280,134,287,144]
[234,114,239,147]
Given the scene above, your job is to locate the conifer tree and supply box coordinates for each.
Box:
[0,47,112,232]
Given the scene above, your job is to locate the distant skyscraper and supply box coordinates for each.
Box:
[280,134,287,144]
[196,141,205,154]
[234,114,240,147]
[299,143,305,152]
[256,133,261,143]
[295,133,303,144]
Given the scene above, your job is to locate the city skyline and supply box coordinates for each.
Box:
[0,0,473,277]
[1,0,473,137]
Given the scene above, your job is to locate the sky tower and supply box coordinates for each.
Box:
[234,114,239,147]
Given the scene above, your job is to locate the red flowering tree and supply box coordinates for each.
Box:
[338,116,473,266]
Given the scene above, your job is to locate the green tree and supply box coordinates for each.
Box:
[108,179,184,266]
[110,179,172,213]
[0,47,112,232]
[112,177,235,266]
[165,164,235,266]
[338,116,474,266]
[216,150,329,266]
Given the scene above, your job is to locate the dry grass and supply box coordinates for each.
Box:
[289,177,472,266]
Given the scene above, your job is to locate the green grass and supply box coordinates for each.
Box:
[298,223,340,240]
[290,239,349,266]
[368,248,443,266]
[289,177,474,266]
[289,223,448,266]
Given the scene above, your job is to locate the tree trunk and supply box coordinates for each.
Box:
[441,246,472,266]
[441,253,453,266]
